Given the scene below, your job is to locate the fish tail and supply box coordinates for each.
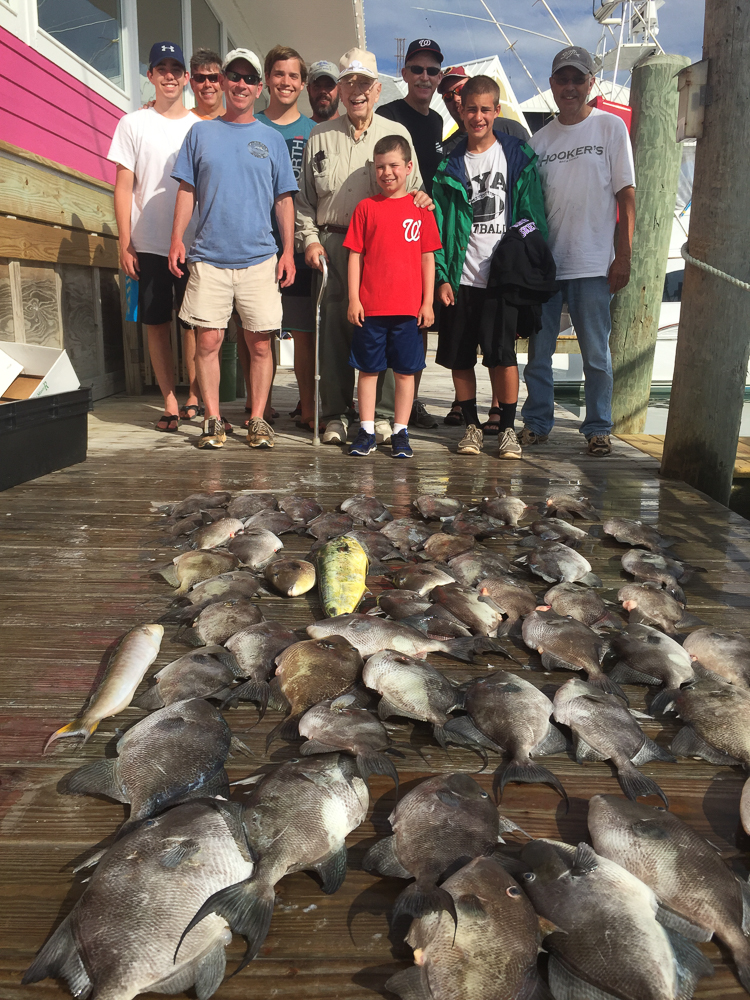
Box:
[175,879,274,975]
[44,717,98,753]
[22,913,91,995]
[156,602,202,625]
[392,880,457,929]
[356,751,399,793]
[265,715,300,750]
[495,757,568,810]
[617,759,669,807]
[224,680,269,718]
[585,670,628,702]
[132,686,164,710]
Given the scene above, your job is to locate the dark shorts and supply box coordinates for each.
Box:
[137,252,190,327]
[350,316,426,375]
[436,284,517,370]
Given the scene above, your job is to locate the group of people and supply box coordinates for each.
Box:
[109,36,634,460]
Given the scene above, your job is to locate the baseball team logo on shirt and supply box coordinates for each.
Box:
[403,218,422,242]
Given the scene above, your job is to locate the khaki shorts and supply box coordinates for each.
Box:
[179,255,282,331]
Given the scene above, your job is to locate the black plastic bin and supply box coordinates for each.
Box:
[0,387,92,491]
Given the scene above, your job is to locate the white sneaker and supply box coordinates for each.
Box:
[497,427,523,459]
[374,418,392,444]
[322,417,348,444]
[457,424,483,455]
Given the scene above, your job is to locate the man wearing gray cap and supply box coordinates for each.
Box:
[307,60,340,124]
[520,45,635,457]
[296,47,428,445]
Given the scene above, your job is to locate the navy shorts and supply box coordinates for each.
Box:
[349,315,426,375]
[138,252,190,327]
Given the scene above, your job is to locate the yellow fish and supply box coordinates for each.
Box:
[317,535,369,617]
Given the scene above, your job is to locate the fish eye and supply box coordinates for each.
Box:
[479,791,489,799]
[288,758,300,764]
[522,872,536,882]
[144,819,156,827]
[506,886,522,897]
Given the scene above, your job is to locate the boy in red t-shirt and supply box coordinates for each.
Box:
[343,135,442,458]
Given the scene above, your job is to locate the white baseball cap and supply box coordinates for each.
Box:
[222,48,262,78]
[339,47,378,81]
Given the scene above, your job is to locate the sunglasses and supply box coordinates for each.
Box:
[192,72,220,83]
[406,64,441,77]
[442,82,466,102]
[226,70,261,85]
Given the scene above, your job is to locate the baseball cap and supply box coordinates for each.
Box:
[339,47,378,81]
[404,38,443,63]
[148,41,186,71]
[222,47,263,78]
[551,45,595,76]
[437,65,468,94]
[308,60,339,84]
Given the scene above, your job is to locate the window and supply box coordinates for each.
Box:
[663,267,684,303]
[37,0,123,87]
[192,0,221,56]
[137,0,183,103]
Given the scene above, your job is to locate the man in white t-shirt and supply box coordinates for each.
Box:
[108,41,199,433]
[521,45,635,456]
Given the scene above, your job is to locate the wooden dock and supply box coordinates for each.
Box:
[617,433,750,478]
[3,369,750,999]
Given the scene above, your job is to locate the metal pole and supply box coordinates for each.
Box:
[312,258,328,448]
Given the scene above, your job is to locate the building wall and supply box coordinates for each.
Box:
[0,26,123,185]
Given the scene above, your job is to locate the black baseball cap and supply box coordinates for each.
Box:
[405,38,443,64]
[148,41,186,71]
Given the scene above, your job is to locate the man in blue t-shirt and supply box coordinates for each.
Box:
[169,48,297,451]
[256,45,316,431]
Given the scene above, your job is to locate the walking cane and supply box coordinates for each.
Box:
[312,256,328,447]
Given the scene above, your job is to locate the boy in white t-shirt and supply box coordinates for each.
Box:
[521,45,636,456]
[108,42,200,433]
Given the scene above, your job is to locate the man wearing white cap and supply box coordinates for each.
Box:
[296,47,429,445]
[168,48,298,450]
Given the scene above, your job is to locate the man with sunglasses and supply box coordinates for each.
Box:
[169,48,297,451]
[440,66,529,158]
[189,49,225,120]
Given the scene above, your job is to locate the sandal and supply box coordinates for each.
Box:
[444,400,464,426]
[179,403,203,421]
[221,416,233,435]
[156,413,179,432]
[289,400,302,419]
[481,406,502,436]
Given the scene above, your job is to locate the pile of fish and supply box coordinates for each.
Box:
[27,487,750,999]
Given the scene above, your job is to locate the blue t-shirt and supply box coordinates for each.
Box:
[172,117,298,269]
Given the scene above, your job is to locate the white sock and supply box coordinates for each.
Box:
[361,420,375,434]
[393,423,408,434]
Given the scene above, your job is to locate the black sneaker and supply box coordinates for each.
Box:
[391,429,413,458]
[349,427,377,456]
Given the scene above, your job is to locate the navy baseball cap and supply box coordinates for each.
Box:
[405,38,443,63]
[148,41,186,71]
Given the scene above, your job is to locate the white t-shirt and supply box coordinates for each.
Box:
[530,108,635,280]
[460,140,509,288]
[107,108,199,257]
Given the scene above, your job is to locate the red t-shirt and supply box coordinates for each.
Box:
[343,194,442,317]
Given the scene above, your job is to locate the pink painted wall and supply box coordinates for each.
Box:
[0,26,124,184]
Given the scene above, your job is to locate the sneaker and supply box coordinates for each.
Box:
[518,426,549,447]
[197,416,226,450]
[457,424,483,455]
[322,417,348,444]
[374,418,392,444]
[409,400,438,429]
[349,427,377,456]
[587,433,612,456]
[497,427,523,459]
[246,417,275,449]
[391,428,413,458]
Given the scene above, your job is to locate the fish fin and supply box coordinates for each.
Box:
[311,844,348,894]
[393,881,457,929]
[384,967,430,1000]
[522,976,554,1000]
[265,715,300,749]
[157,602,204,625]
[356,751,399,793]
[332,686,371,710]
[671,725,743,766]
[299,739,337,756]
[668,583,687,604]
[159,838,202,869]
[497,814,533,840]
[202,645,244,675]
[649,688,679,716]
[628,708,653,720]
[607,660,661,686]
[740,878,750,935]
[547,954,621,1000]
[21,914,92,996]
[71,848,107,873]
[267,677,290,713]
[631,736,677,765]
[579,572,603,588]
[493,852,529,875]
[44,717,99,753]
[377,697,418,722]
[177,880,274,974]
[362,835,412,878]
[194,941,228,1000]
[655,905,713,942]
[575,736,607,763]
[60,759,126,802]
[540,650,576,672]
[584,672,628,702]
[495,758,568,809]
[532,723,568,757]
[664,927,715,1000]
[225,680,270,718]
[177,627,205,648]
[676,610,705,628]
[443,715,503,753]
[473,636,524,664]
[131,685,165,710]
[617,759,669,806]
[571,842,599,876]
[157,563,180,587]
[230,736,254,759]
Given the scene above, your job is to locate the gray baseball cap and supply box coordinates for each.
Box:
[551,45,595,76]
[308,59,339,84]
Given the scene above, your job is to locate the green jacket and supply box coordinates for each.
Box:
[433,132,549,292]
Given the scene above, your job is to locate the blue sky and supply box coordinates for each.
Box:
[364,0,704,101]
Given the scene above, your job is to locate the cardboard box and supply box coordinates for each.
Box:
[0,341,80,403]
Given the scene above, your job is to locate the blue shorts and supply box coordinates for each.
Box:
[349,315,426,375]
